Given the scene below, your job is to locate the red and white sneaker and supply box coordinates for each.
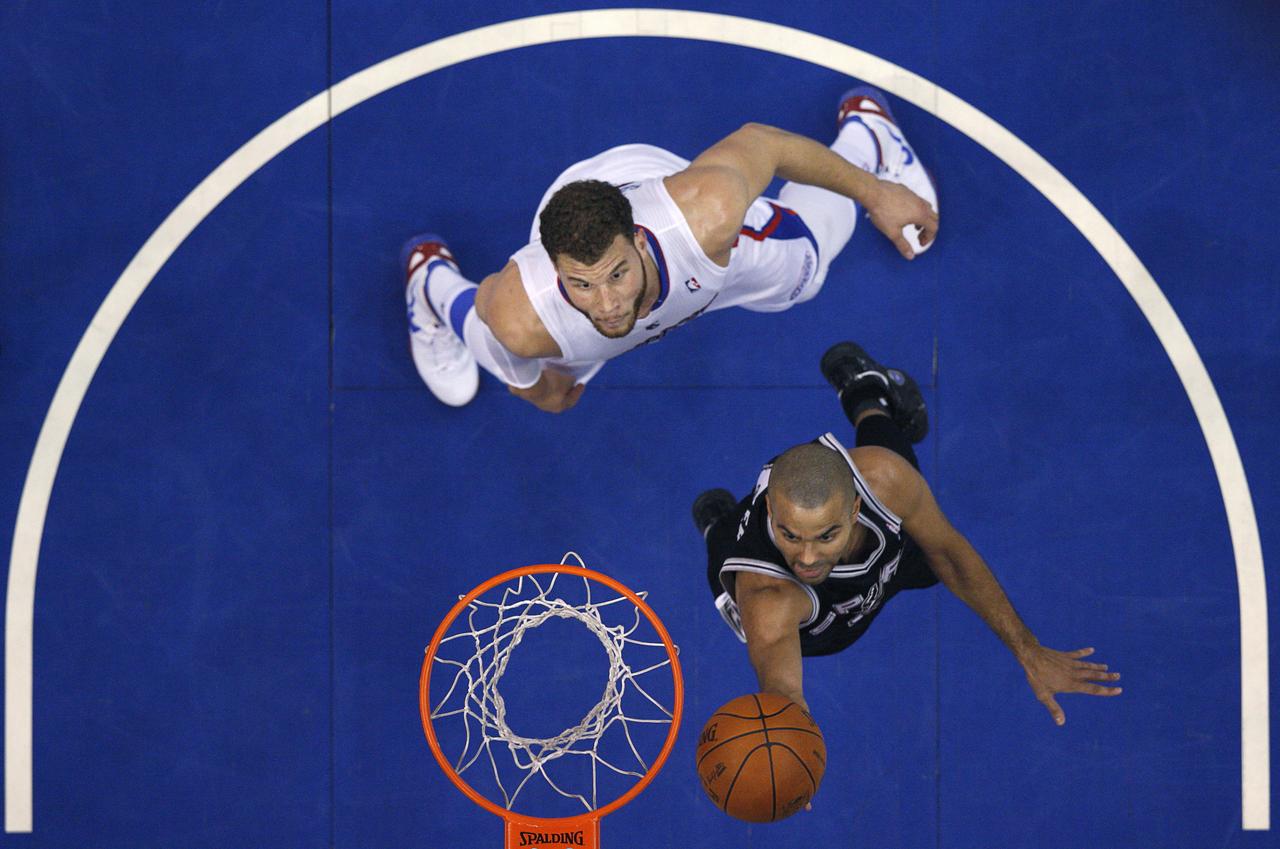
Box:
[400,233,479,407]
[837,85,939,255]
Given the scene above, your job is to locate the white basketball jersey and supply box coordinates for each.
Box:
[510,144,820,381]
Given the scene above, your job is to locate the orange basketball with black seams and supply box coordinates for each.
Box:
[696,692,826,823]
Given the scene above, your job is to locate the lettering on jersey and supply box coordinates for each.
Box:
[684,276,701,292]
[788,251,816,301]
[808,611,838,635]
[518,831,585,846]
[626,293,720,351]
[833,594,865,616]
[813,560,895,624]
[645,320,661,330]
[861,581,883,614]
[879,558,899,585]
[736,508,750,541]
[821,553,903,634]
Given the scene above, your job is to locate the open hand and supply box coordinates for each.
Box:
[865,179,939,259]
[1020,645,1122,725]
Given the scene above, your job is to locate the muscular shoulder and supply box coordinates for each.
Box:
[474,260,561,359]
[847,444,925,518]
[662,165,753,263]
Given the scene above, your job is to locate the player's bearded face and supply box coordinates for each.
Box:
[768,493,861,585]
[556,233,651,339]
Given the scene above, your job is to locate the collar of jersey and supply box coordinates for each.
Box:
[828,514,886,578]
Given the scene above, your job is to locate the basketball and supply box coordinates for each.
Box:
[695,693,826,822]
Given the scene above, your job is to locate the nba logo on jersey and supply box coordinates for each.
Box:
[684,277,701,292]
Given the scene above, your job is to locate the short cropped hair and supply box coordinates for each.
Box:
[770,443,856,510]
[538,180,634,264]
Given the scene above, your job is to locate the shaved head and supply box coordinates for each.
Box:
[769,443,856,511]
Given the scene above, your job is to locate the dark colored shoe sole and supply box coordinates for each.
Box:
[820,341,929,444]
[692,488,738,536]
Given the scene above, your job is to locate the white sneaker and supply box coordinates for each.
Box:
[400,233,479,407]
[837,86,939,255]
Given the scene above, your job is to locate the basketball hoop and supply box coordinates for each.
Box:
[420,557,683,848]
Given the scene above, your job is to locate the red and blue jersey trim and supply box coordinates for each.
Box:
[637,224,670,311]
[735,202,820,262]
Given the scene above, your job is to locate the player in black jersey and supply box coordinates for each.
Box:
[693,342,1121,726]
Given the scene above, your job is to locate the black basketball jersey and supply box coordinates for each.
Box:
[715,432,908,656]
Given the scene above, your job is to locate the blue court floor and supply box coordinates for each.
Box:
[2,3,1278,847]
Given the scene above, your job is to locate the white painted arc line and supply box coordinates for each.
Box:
[933,82,1270,831]
[756,20,1269,824]
[4,7,1267,834]
[932,81,1271,817]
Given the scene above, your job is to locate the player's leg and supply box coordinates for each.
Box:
[779,86,939,265]
[820,341,939,592]
[402,234,546,404]
[772,93,880,272]
[838,86,938,255]
[402,234,480,406]
[819,341,928,466]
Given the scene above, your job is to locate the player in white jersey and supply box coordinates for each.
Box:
[402,86,939,411]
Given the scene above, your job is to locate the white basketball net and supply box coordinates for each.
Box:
[428,554,677,813]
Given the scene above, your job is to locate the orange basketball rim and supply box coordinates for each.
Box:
[420,563,685,849]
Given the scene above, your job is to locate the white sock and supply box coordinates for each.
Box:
[408,259,545,388]
[409,260,478,335]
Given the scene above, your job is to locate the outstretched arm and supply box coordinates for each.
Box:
[735,571,813,710]
[862,446,1122,725]
[665,122,938,262]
